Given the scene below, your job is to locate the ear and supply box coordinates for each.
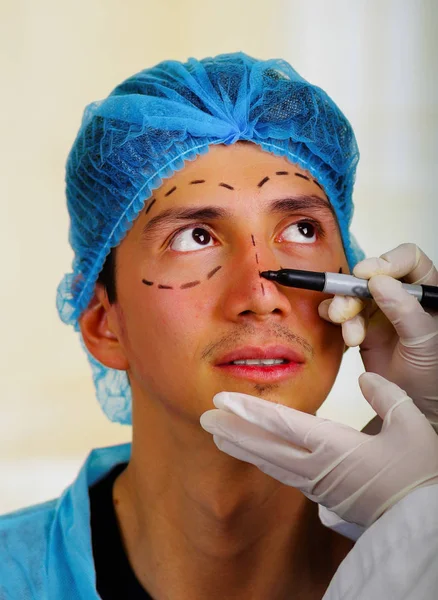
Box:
[79,283,129,371]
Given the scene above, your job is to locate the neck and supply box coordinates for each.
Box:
[113,398,352,599]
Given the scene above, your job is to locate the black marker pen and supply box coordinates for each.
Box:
[260,268,438,309]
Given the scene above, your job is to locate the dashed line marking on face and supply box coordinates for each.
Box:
[190,180,205,185]
[142,279,154,286]
[165,186,177,197]
[251,234,256,247]
[257,176,270,188]
[313,179,324,191]
[180,280,201,289]
[276,171,289,176]
[261,282,265,296]
[338,267,343,273]
[255,253,259,264]
[158,284,173,289]
[207,265,222,279]
[145,198,157,215]
[219,182,234,190]
[294,173,310,181]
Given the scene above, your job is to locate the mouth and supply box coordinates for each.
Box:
[214,345,306,383]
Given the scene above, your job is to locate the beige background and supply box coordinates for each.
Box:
[1,0,437,513]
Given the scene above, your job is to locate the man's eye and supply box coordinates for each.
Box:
[170,226,216,252]
[280,221,319,244]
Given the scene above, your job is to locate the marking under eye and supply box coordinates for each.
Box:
[294,173,310,181]
[207,265,222,279]
[257,176,270,188]
[142,279,154,286]
[180,280,201,289]
[158,284,173,289]
[190,180,205,184]
[219,182,234,190]
[251,235,256,247]
[145,198,156,214]
[165,186,177,197]
[276,171,289,175]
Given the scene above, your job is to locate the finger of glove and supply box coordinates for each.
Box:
[201,409,309,457]
[353,243,437,285]
[213,392,362,454]
[341,311,368,347]
[358,372,412,423]
[213,391,328,450]
[212,436,311,490]
[367,275,437,341]
[327,295,366,324]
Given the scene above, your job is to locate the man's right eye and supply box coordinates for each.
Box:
[169,226,217,252]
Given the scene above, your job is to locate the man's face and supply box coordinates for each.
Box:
[107,143,349,421]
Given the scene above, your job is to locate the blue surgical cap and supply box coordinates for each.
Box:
[57,52,364,425]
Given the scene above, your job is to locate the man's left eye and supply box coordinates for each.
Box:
[170,226,216,252]
[280,221,318,244]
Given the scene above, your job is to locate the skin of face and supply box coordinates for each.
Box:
[83,142,349,424]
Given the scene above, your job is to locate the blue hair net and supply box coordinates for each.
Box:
[57,52,364,425]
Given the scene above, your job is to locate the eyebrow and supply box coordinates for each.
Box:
[141,195,336,239]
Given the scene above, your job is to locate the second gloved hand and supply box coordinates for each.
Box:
[200,373,438,528]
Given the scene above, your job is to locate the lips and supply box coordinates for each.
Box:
[214,345,306,384]
[216,345,306,366]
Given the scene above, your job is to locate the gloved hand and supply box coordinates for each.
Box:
[200,373,438,528]
[318,243,438,431]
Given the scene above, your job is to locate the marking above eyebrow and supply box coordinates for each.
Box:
[294,173,310,181]
[258,176,270,188]
[165,186,177,197]
[276,171,289,175]
[207,265,222,279]
[190,179,206,185]
[313,179,324,191]
[219,182,234,190]
[145,198,157,215]
[142,279,154,286]
[180,280,201,289]
[158,284,173,289]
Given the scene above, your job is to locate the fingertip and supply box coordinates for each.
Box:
[318,299,333,321]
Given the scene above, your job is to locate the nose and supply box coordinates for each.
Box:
[221,239,292,323]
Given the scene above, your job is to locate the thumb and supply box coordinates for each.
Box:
[358,372,411,421]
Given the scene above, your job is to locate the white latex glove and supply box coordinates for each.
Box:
[318,243,438,430]
[200,373,438,528]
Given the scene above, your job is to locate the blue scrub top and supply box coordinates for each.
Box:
[0,443,131,600]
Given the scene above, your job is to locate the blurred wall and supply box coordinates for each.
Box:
[1,0,437,513]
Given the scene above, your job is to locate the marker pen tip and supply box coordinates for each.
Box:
[260,270,278,280]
